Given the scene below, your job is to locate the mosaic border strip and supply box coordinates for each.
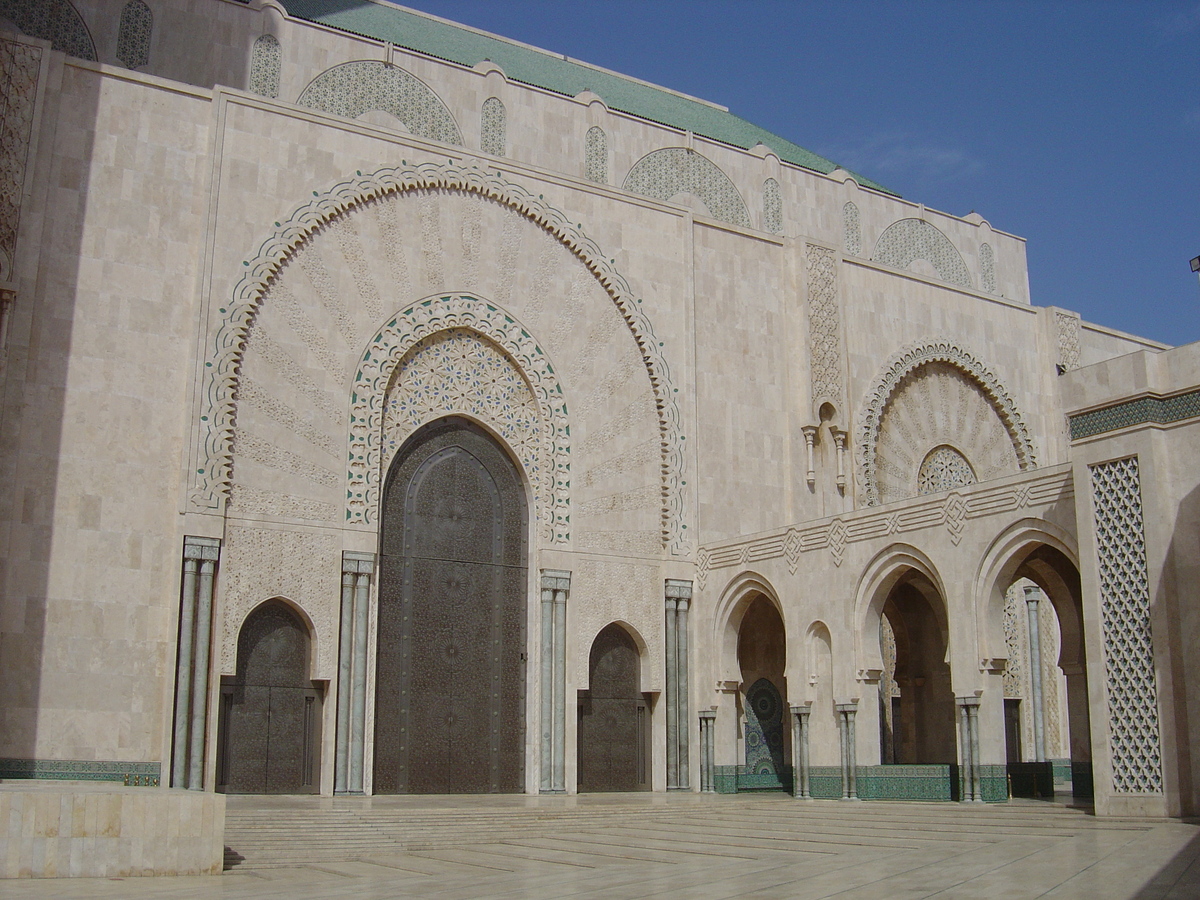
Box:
[0,758,161,785]
[1069,388,1200,440]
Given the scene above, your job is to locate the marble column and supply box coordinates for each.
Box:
[666,580,692,790]
[699,710,716,793]
[957,695,983,801]
[335,552,374,793]
[1024,584,1046,762]
[540,570,570,793]
[335,570,355,794]
[836,700,858,800]
[791,703,812,799]
[173,536,219,790]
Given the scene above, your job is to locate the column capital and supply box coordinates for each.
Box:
[979,657,1007,674]
[855,667,882,684]
[790,702,813,717]
[1023,583,1042,602]
[183,535,220,561]
[698,709,716,721]
[540,569,571,592]
[834,699,859,713]
[342,550,375,575]
[955,694,983,708]
[665,578,692,600]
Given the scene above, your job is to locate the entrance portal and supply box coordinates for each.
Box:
[373,418,528,794]
[578,623,648,791]
[218,601,321,793]
[737,595,788,790]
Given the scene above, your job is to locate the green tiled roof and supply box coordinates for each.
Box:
[278,0,895,195]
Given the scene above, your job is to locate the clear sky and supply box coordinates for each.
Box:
[388,1,1200,347]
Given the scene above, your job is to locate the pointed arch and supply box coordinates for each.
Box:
[191,162,685,554]
[233,596,318,681]
[856,339,1037,506]
[853,543,948,677]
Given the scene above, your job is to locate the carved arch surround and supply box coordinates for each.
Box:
[354,300,569,544]
[192,162,687,555]
[857,340,1037,507]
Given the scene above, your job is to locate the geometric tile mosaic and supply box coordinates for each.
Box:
[1089,456,1163,793]
[843,201,861,256]
[1069,388,1200,440]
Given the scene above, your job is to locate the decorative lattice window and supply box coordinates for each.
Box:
[585,126,607,184]
[116,0,151,69]
[1090,456,1163,793]
[249,34,280,99]
[762,178,782,234]
[917,445,976,495]
[481,97,505,156]
[623,147,749,228]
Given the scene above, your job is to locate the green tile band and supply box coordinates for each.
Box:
[0,758,161,785]
[1069,389,1200,440]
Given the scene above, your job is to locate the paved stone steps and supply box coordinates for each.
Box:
[223,796,1121,870]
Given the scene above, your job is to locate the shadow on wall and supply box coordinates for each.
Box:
[1157,481,1200,818]
[0,35,97,768]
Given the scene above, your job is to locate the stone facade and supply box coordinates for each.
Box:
[0,0,1197,876]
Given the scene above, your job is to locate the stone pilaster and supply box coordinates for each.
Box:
[172,536,220,790]
[699,709,716,793]
[336,552,374,793]
[836,700,858,800]
[791,702,812,799]
[666,579,692,789]
[540,570,570,793]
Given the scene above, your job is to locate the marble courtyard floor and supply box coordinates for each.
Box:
[4,792,1198,899]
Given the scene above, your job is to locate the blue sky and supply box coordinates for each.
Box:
[392,1,1200,347]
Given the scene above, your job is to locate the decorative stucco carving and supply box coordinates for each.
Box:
[193,162,687,555]
[1055,311,1081,373]
[623,147,750,228]
[0,35,40,283]
[0,0,96,60]
[297,61,462,145]
[353,301,570,546]
[857,340,1036,506]
[873,218,972,289]
[806,244,841,406]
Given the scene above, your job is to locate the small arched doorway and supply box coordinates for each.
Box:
[577,623,649,791]
[737,595,788,790]
[373,417,528,794]
[218,600,321,793]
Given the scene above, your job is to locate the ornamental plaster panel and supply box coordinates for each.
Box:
[585,125,607,184]
[248,34,280,99]
[857,340,1037,507]
[873,218,972,288]
[193,163,687,555]
[219,525,339,680]
[806,244,841,407]
[297,61,463,145]
[623,147,750,229]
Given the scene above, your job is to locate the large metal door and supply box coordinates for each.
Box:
[374,418,527,794]
[578,623,647,791]
[218,602,320,793]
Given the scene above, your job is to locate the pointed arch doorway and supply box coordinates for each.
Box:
[373,417,529,794]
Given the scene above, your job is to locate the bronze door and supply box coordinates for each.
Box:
[578,623,647,791]
[218,602,320,793]
[374,419,527,794]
